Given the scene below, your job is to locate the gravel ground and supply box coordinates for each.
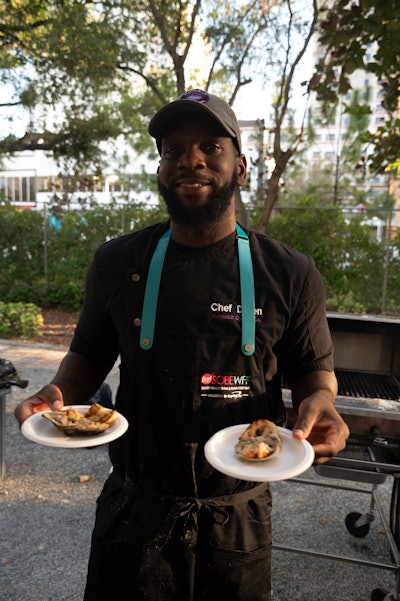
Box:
[0,339,398,601]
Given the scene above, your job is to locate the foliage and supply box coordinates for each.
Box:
[0,302,43,339]
[0,203,45,288]
[0,0,132,167]
[310,0,400,173]
[388,228,400,312]
[0,200,168,311]
[1,0,398,231]
[249,198,397,313]
[0,0,336,232]
[0,201,398,315]
[304,86,377,204]
[0,0,283,168]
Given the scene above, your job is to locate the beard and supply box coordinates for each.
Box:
[158,171,238,227]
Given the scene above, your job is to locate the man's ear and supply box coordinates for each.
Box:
[236,154,247,186]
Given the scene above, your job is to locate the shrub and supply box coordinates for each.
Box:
[0,302,43,340]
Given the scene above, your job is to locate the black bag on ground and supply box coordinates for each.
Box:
[0,358,29,389]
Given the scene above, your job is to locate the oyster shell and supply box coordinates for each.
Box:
[42,403,117,436]
[235,419,282,461]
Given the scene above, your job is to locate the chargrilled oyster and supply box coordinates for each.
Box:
[235,419,282,461]
[42,403,117,436]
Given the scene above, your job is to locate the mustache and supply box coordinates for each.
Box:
[172,171,213,185]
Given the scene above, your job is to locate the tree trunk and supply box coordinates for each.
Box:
[258,168,281,232]
[235,188,248,227]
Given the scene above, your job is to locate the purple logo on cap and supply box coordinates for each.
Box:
[179,89,209,104]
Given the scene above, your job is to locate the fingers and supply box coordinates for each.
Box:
[37,384,64,410]
[292,400,350,462]
[292,402,319,441]
[14,384,64,427]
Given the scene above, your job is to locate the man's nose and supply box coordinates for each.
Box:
[178,146,206,169]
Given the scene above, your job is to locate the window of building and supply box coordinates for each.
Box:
[1,175,36,203]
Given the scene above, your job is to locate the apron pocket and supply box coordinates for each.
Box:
[193,487,272,600]
[194,544,271,601]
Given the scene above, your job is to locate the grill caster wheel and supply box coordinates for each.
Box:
[371,589,393,601]
[345,512,371,537]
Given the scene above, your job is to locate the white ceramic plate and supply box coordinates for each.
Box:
[21,405,129,448]
[204,424,314,482]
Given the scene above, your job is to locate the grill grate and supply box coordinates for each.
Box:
[336,370,400,401]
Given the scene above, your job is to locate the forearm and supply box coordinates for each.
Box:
[50,351,108,405]
[291,369,338,412]
[290,369,349,462]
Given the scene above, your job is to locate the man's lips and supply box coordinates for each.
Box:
[174,178,210,188]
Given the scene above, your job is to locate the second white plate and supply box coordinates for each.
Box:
[204,424,314,482]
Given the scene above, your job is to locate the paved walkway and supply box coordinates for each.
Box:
[0,338,68,370]
[0,338,120,394]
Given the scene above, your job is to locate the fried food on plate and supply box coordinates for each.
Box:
[42,402,117,436]
[235,419,282,461]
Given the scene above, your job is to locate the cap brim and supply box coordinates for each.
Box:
[148,100,238,143]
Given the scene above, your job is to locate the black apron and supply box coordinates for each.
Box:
[84,225,283,600]
[84,473,272,601]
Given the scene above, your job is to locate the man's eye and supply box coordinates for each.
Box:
[204,144,222,154]
[162,147,180,158]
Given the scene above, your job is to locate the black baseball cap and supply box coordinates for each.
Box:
[148,89,242,154]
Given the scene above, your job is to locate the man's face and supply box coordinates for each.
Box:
[157,116,246,227]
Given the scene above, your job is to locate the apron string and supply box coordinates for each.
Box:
[139,228,170,350]
[112,471,267,505]
[236,223,256,356]
[111,472,268,548]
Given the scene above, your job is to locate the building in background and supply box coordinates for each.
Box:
[0,121,264,211]
[304,39,399,228]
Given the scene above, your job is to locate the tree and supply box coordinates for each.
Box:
[5,0,394,231]
[0,0,133,166]
[307,85,373,205]
[309,0,400,174]
[257,0,319,231]
[0,0,281,168]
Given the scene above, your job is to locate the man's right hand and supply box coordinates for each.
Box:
[14,384,65,428]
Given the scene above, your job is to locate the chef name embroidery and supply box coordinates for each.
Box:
[210,302,263,322]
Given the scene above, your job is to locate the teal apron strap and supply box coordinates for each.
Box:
[236,223,255,356]
[140,224,255,356]
[140,229,171,349]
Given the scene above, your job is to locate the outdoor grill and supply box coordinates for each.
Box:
[329,311,400,400]
[280,312,400,601]
[326,312,400,440]
[336,370,399,401]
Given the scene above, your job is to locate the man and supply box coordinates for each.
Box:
[15,89,349,601]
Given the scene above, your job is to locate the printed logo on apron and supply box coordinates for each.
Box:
[200,372,252,399]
